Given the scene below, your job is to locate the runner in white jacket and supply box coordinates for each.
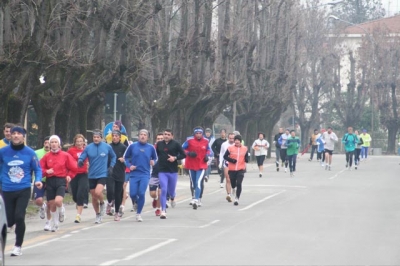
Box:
[251,133,269,178]
[321,127,338,171]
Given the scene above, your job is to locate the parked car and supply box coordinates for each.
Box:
[0,195,7,266]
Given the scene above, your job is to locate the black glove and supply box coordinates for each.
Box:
[107,166,114,177]
[78,161,84,168]
[203,156,209,162]
[231,159,237,164]
[187,151,197,158]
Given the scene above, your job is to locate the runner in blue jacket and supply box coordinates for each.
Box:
[78,130,116,224]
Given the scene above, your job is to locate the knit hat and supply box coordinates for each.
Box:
[139,129,149,136]
[193,126,204,134]
[233,130,240,136]
[205,128,212,132]
[11,126,26,137]
[49,135,61,146]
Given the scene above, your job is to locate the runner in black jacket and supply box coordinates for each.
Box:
[273,128,283,172]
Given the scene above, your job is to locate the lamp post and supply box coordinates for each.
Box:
[328,15,376,147]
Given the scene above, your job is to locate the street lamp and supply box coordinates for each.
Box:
[328,15,376,147]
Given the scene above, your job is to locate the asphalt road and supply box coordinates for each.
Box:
[5,154,400,265]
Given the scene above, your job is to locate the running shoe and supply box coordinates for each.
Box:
[325,164,328,170]
[220,183,224,188]
[118,205,125,217]
[59,205,65,222]
[308,159,312,162]
[74,214,81,223]
[152,199,157,208]
[100,202,106,216]
[11,246,22,256]
[160,211,167,219]
[204,176,209,182]
[114,213,120,221]
[131,202,137,212]
[276,167,279,172]
[198,199,202,207]
[51,222,59,232]
[106,203,112,215]
[155,209,161,216]
[345,163,348,168]
[234,198,239,206]
[290,172,293,177]
[44,220,51,231]
[226,194,232,202]
[348,166,352,171]
[166,202,169,208]
[259,173,262,178]
[355,165,358,170]
[111,206,115,215]
[189,199,195,205]
[95,214,102,224]
[192,200,198,210]
[171,200,176,208]
[83,203,88,209]
[39,202,46,219]
[284,168,287,173]
[136,214,143,222]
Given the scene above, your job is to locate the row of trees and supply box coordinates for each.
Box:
[1,0,399,153]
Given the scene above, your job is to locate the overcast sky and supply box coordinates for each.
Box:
[381,0,400,16]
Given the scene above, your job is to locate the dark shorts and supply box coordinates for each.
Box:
[89,177,107,190]
[256,155,266,166]
[46,178,66,201]
[33,181,46,200]
[149,176,160,191]
[324,149,333,155]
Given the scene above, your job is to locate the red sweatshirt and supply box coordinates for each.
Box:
[40,150,78,179]
[67,146,88,175]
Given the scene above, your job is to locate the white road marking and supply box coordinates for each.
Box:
[100,238,177,265]
[246,185,307,189]
[199,220,220,228]
[60,234,71,238]
[238,190,286,211]
[328,169,347,179]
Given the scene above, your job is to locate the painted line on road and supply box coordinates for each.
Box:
[199,220,220,228]
[100,238,177,265]
[328,169,347,180]
[238,190,286,211]
[246,185,307,189]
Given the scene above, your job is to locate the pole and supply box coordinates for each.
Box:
[233,101,236,131]
[113,93,118,121]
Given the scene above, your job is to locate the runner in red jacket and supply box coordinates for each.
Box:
[182,126,211,210]
[40,135,77,232]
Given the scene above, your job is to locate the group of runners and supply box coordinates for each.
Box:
[0,120,373,257]
[0,122,251,257]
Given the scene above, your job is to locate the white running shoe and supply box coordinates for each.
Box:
[189,199,195,205]
[39,202,46,219]
[44,220,51,231]
[59,205,65,222]
[100,202,106,216]
[192,200,198,210]
[118,205,125,217]
[220,183,224,188]
[95,214,102,224]
[160,211,167,219]
[11,246,22,256]
[136,214,143,222]
[198,199,202,207]
[51,222,59,232]
[284,168,287,173]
